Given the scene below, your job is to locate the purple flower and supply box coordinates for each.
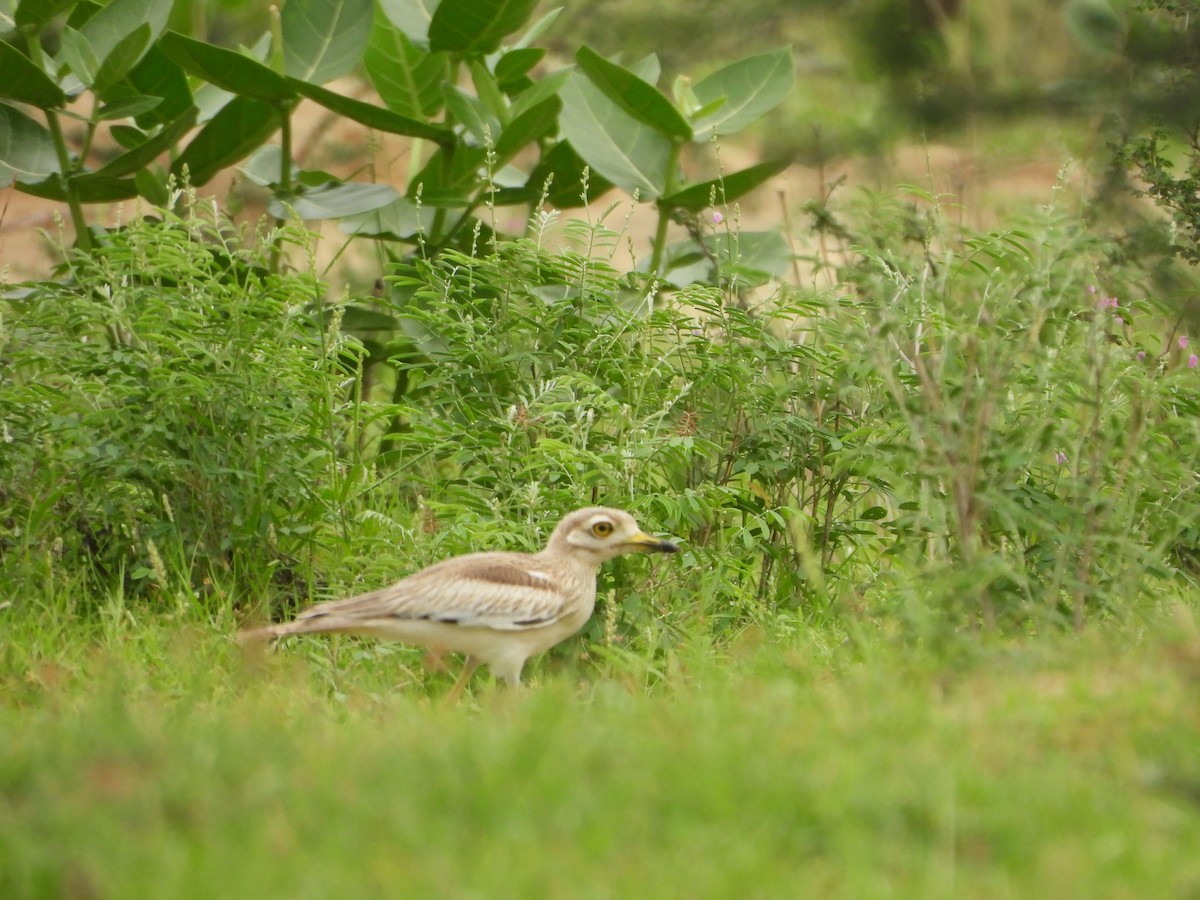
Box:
[711,210,724,225]
[1087,285,1097,295]
[1179,336,1189,350]
[1136,350,1147,361]
[1055,451,1068,466]
[1190,354,1198,369]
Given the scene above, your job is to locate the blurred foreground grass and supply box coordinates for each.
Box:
[3,604,1199,898]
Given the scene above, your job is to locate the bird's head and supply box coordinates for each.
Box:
[547,507,680,564]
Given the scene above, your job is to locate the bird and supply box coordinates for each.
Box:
[241,506,679,700]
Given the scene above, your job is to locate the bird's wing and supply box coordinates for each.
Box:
[295,552,580,632]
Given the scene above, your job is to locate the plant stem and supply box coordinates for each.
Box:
[26,34,91,254]
[647,139,683,279]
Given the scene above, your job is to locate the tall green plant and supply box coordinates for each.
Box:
[2,0,795,278]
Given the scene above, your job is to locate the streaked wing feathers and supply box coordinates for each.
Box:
[297,552,573,632]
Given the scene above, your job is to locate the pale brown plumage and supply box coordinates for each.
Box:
[241,507,679,698]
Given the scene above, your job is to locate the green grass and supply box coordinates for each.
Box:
[3,602,1199,898]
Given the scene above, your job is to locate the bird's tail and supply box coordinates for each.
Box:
[237,612,358,644]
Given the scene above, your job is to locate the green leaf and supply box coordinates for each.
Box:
[468,60,508,122]
[290,80,453,144]
[96,95,162,121]
[575,46,691,140]
[513,6,560,49]
[92,108,197,178]
[79,0,171,75]
[18,171,138,201]
[159,32,294,103]
[0,41,66,108]
[558,69,670,198]
[237,145,300,187]
[407,144,485,205]
[58,26,99,86]
[340,196,436,239]
[494,48,543,85]
[134,165,170,206]
[661,157,793,211]
[709,230,792,285]
[172,95,280,186]
[443,84,497,145]
[505,139,613,209]
[270,181,401,220]
[92,22,151,94]
[16,0,76,28]
[493,96,558,166]
[428,0,539,54]
[364,9,447,119]
[0,102,59,187]
[109,45,193,129]
[509,66,570,119]
[692,48,795,141]
[378,0,439,46]
[282,0,373,85]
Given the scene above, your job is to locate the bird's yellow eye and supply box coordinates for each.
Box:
[592,520,614,537]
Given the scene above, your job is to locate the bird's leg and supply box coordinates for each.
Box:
[421,647,453,674]
[444,656,481,704]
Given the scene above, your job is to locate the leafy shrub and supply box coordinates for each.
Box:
[0,202,360,608]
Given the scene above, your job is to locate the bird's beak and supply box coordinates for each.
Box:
[625,531,681,553]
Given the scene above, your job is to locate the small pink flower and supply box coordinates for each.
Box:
[1136,350,1146,361]
[1055,451,1068,466]
[711,210,724,225]
[1190,354,1198,369]
[1179,336,1189,349]
[1087,285,1097,295]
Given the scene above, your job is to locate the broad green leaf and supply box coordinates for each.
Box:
[364,10,447,119]
[111,45,193,128]
[340,196,436,239]
[0,102,59,187]
[469,60,508,122]
[692,48,795,141]
[710,229,792,284]
[58,26,99,86]
[558,69,670,198]
[0,42,65,109]
[494,48,543,85]
[291,79,453,143]
[18,171,139,201]
[282,0,373,85]
[498,139,613,209]
[80,0,170,76]
[493,96,558,166]
[509,66,570,118]
[172,95,280,185]
[110,124,147,149]
[661,157,793,211]
[134,165,170,206]
[92,22,150,94]
[513,6,560,49]
[428,0,539,54]
[379,0,439,45]
[575,46,691,140]
[443,84,497,146]
[629,53,660,85]
[96,95,163,121]
[16,0,76,28]
[159,32,293,103]
[92,108,197,178]
[238,144,300,187]
[407,144,485,205]
[270,181,401,220]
